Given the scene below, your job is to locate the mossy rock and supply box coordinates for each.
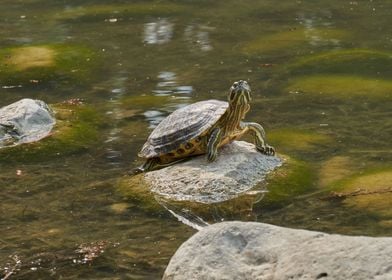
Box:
[331,169,392,222]
[286,75,392,99]
[0,44,98,85]
[261,155,315,209]
[116,172,267,222]
[117,162,283,224]
[116,174,166,214]
[54,3,187,21]
[243,27,348,54]
[286,49,392,78]
[0,103,103,163]
[268,128,333,153]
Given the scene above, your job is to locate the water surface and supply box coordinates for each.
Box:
[1,0,391,278]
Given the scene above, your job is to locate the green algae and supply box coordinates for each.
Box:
[116,174,166,214]
[286,75,392,98]
[286,49,392,78]
[54,3,187,21]
[261,156,315,209]
[0,103,103,163]
[243,27,348,54]
[0,44,98,85]
[268,128,333,153]
[329,169,392,223]
[318,156,354,189]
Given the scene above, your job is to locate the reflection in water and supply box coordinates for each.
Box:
[152,188,267,230]
[156,196,209,231]
[144,71,193,128]
[298,13,341,47]
[184,24,214,52]
[153,71,193,96]
[143,19,174,45]
[143,110,166,128]
[104,75,128,167]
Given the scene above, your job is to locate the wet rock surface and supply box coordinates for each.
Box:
[0,98,55,148]
[143,141,283,203]
[163,221,392,280]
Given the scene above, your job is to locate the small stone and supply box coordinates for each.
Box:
[110,203,131,214]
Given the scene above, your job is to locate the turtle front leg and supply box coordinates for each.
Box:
[207,127,222,162]
[240,122,275,156]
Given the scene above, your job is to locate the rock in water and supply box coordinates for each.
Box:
[144,141,283,203]
[0,98,55,148]
[163,221,392,280]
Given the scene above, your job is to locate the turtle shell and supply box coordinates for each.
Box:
[139,99,228,158]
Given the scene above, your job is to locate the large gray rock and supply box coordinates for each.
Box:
[163,221,392,280]
[145,141,283,203]
[0,98,55,148]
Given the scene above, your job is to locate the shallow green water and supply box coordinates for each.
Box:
[1,0,391,278]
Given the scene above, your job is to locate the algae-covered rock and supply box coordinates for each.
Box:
[0,44,98,85]
[261,155,314,209]
[0,98,55,148]
[117,141,283,224]
[0,102,102,162]
[286,49,392,78]
[334,169,392,220]
[116,174,166,214]
[286,75,392,98]
[243,27,347,54]
[268,128,332,153]
[142,141,282,203]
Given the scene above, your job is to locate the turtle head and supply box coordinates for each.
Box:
[228,80,251,105]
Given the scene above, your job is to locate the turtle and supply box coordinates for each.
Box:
[135,80,275,173]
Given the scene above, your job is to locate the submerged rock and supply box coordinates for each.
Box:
[0,101,102,163]
[163,221,392,280]
[286,75,392,98]
[0,44,98,85]
[0,98,55,148]
[135,141,283,203]
[333,169,392,222]
[286,49,392,78]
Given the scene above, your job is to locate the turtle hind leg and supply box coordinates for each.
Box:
[129,158,160,175]
[129,157,188,175]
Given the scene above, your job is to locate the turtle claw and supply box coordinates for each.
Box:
[257,145,275,156]
[207,151,218,162]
